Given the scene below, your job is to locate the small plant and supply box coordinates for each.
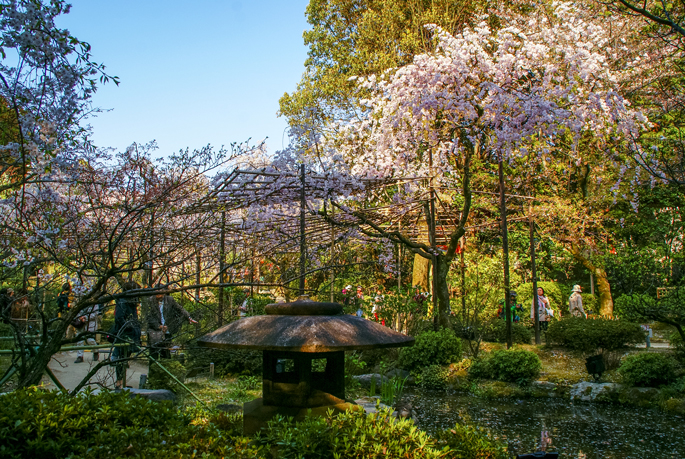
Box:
[435,422,509,459]
[399,328,462,371]
[381,375,408,404]
[369,375,377,396]
[468,348,541,384]
[618,352,678,387]
[417,365,449,390]
[147,358,187,392]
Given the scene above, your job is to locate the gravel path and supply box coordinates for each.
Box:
[44,349,149,391]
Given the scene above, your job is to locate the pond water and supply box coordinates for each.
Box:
[404,390,685,459]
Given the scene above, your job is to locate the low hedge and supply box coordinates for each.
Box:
[546,317,644,354]
[185,345,262,377]
[618,353,678,387]
[0,388,509,459]
[399,328,462,371]
[417,364,450,390]
[0,388,252,459]
[468,348,541,384]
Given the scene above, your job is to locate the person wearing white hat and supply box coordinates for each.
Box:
[569,285,586,318]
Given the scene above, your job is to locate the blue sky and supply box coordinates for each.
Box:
[57,0,310,155]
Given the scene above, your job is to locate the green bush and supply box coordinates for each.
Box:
[0,388,509,459]
[399,328,462,371]
[546,317,645,353]
[257,407,507,459]
[671,332,685,364]
[468,348,541,384]
[147,358,186,392]
[619,353,678,387]
[467,356,493,381]
[0,388,257,459]
[581,293,598,314]
[434,423,509,459]
[483,320,532,344]
[186,345,262,377]
[418,364,450,390]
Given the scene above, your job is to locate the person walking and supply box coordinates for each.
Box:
[57,283,78,340]
[112,281,141,389]
[531,287,552,331]
[0,288,14,324]
[568,285,586,318]
[74,304,99,363]
[146,285,197,359]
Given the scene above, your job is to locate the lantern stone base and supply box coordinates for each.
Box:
[242,398,362,436]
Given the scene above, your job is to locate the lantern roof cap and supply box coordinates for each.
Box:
[197,296,414,353]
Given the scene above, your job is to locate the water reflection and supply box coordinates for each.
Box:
[404,390,685,459]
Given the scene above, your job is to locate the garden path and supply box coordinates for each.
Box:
[42,350,148,391]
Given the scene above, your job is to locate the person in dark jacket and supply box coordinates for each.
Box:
[112,281,141,389]
[56,283,71,313]
[0,288,14,324]
[146,285,197,359]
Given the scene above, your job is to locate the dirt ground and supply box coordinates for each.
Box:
[44,349,149,391]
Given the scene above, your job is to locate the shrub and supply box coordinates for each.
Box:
[619,353,678,387]
[468,348,541,384]
[483,320,532,344]
[0,388,258,459]
[467,356,493,381]
[546,317,645,354]
[581,293,598,315]
[399,328,462,371]
[186,345,262,377]
[671,332,685,364]
[434,423,509,459]
[418,364,450,390]
[256,407,506,459]
[0,389,509,459]
[147,358,186,392]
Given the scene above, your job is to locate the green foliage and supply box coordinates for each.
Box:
[147,358,186,393]
[468,348,541,384]
[483,320,532,344]
[0,388,258,459]
[344,351,367,391]
[399,328,462,371]
[581,293,598,314]
[186,345,262,377]
[671,332,685,363]
[618,353,678,387]
[434,423,509,459]
[546,317,645,353]
[281,0,487,129]
[615,291,685,341]
[1,388,510,459]
[417,365,449,390]
[381,376,408,404]
[244,294,274,316]
[517,281,569,315]
[256,407,444,459]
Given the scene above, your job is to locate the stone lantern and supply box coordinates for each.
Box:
[198,296,414,434]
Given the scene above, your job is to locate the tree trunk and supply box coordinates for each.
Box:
[434,256,452,328]
[412,217,430,291]
[412,254,430,291]
[570,245,613,316]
